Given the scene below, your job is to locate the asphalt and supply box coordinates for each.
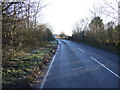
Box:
[40,39,120,88]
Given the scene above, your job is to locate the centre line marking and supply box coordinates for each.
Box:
[90,56,120,79]
[78,48,85,53]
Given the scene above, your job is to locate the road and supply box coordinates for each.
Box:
[40,39,120,88]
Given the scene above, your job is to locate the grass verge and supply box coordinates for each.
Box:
[2,40,58,88]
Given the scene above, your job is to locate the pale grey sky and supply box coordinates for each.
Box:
[38,0,118,36]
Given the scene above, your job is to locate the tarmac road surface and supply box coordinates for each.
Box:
[40,39,120,88]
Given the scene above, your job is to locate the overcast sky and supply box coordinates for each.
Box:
[38,0,119,36]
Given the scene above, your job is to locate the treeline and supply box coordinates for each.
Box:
[1,1,54,64]
[71,17,120,54]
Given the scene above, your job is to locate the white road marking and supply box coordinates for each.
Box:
[78,48,85,53]
[58,45,59,49]
[90,56,120,79]
[40,45,59,88]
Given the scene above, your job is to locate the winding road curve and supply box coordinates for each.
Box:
[40,39,120,88]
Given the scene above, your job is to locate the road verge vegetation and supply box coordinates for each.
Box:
[71,17,120,55]
[2,41,58,88]
[1,2,58,88]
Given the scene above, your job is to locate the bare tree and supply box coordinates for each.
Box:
[1,0,48,60]
[103,0,119,21]
[89,0,106,18]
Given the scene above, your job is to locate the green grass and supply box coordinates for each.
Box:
[2,40,58,88]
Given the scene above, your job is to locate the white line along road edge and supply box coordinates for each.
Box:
[78,48,85,53]
[40,44,59,88]
[90,56,120,79]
